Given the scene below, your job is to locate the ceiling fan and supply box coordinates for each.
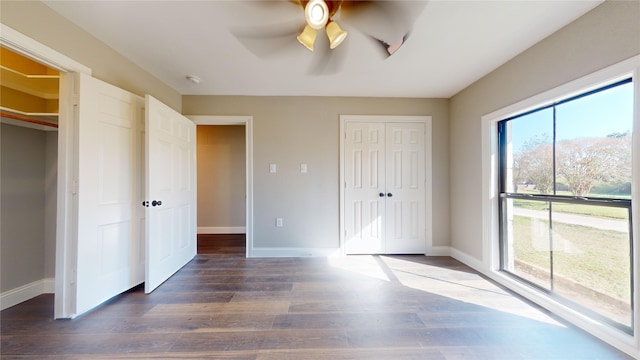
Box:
[297,0,348,51]
[229,0,426,74]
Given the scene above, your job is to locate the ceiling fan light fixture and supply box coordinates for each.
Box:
[326,21,348,49]
[304,0,329,30]
[297,25,317,51]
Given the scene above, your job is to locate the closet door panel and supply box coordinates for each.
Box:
[385,122,426,254]
[75,73,144,315]
[344,122,385,254]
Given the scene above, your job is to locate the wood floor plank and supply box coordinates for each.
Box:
[272,312,426,330]
[0,244,632,359]
[110,314,276,333]
[0,333,177,356]
[255,347,446,360]
[167,331,261,352]
[144,301,291,316]
[257,329,349,350]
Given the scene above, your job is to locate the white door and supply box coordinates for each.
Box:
[344,122,386,254]
[384,123,425,254]
[145,95,196,293]
[75,73,144,314]
[344,121,425,254]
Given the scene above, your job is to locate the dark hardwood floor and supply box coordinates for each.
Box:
[1,236,631,359]
[197,233,246,255]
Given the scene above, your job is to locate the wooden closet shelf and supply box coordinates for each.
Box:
[0,109,58,128]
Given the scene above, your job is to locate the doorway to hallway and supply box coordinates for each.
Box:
[197,234,246,254]
[189,115,254,256]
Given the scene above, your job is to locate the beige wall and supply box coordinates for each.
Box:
[183,96,450,249]
[197,125,246,230]
[448,0,640,261]
[0,1,181,111]
[1,124,51,292]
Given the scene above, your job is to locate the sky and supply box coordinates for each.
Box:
[509,81,634,153]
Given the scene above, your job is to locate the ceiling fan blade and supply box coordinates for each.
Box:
[339,0,427,56]
[307,31,348,75]
[371,32,411,57]
[230,21,304,59]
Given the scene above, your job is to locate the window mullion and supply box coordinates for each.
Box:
[549,106,557,291]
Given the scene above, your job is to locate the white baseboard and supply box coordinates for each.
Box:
[449,247,484,272]
[425,246,451,256]
[198,226,246,234]
[250,246,453,258]
[249,247,342,258]
[0,278,55,310]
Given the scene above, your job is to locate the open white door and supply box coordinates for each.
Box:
[145,95,196,293]
[75,73,145,315]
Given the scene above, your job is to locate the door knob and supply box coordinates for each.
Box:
[379,193,385,197]
[387,193,393,197]
[152,200,162,207]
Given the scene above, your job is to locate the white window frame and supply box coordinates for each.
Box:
[481,55,640,357]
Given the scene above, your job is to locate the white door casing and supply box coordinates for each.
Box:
[1,23,92,319]
[341,116,431,255]
[75,73,144,315]
[145,95,196,293]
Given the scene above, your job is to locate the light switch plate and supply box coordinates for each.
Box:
[269,163,277,173]
[300,163,308,173]
[276,218,283,227]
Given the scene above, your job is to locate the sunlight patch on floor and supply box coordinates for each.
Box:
[380,256,566,327]
[327,256,391,282]
[329,255,566,327]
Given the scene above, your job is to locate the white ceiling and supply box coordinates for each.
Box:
[42,0,603,98]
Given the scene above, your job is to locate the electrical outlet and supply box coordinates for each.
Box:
[276,217,283,227]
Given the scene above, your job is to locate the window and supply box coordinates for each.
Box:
[498,79,634,333]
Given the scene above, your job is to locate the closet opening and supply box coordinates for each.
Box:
[0,46,59,310]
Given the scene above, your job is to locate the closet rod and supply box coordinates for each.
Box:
[0,111,58,128]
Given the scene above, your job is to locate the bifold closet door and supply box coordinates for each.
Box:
[144,95,196,293]
[384,122,426,254]
[344,122,386,254]
[75,73,145,315]
[344,121,425,254]
[73,75,196,316]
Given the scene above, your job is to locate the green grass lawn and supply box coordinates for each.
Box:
[513,199,629,219]
[511,215,631,300]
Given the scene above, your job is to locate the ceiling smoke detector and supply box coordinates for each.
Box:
[186,75,201,84]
